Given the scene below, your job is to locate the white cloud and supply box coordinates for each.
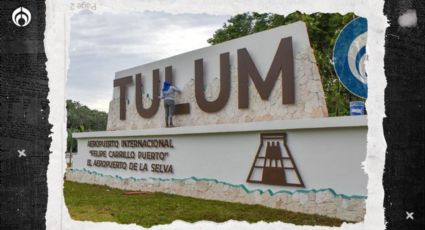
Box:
[67,11,230,112]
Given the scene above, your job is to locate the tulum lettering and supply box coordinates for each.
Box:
[113,76,133,120]
[195,52,231,112]
[114,37,294,120]
[135,71,160,118]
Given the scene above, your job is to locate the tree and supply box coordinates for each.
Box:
[207,12,365,116]
[66,100,108,153]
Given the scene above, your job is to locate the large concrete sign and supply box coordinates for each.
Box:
[107,22,328,130]
[69,22,367,222]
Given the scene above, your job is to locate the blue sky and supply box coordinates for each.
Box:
[66,10,230,112]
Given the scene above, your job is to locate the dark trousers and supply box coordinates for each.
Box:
[164,100,175,126]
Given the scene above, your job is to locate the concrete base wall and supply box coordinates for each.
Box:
[66,169,365,222]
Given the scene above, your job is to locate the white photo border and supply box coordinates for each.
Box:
[45,0,387,229]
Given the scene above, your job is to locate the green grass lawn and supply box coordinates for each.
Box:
[64,181,344,228]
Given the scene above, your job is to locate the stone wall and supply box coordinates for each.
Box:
[107,46,327,130]
[65,169,365,222]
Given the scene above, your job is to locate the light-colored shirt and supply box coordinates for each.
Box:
[161,86,180,101]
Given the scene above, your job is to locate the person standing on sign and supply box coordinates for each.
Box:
[160,80,180,127]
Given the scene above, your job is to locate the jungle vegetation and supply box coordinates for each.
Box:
[207,11,365,116]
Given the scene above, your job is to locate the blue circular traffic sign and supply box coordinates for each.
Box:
[333,17,368,99]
